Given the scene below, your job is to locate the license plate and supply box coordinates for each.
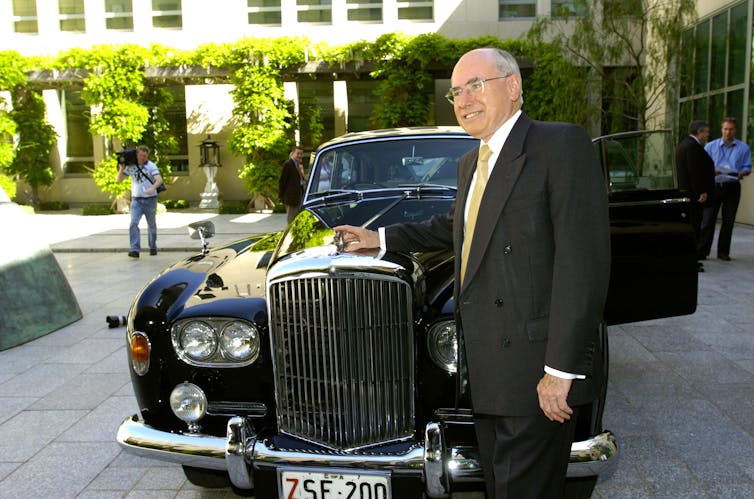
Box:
[279,468,391,499]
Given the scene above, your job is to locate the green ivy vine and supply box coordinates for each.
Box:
[1,33,588,205]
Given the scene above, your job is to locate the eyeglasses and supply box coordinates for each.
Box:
[445,75,510,104]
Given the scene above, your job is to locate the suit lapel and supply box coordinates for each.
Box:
[461,114,532,290]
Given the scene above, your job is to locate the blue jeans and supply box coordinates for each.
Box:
[130,196,158,252]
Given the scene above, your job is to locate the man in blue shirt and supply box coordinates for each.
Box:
[699,117,752,260]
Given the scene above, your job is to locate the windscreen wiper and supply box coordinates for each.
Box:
[395,183,457,198]
[305,189,363,206]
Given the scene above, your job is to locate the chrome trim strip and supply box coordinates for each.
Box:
[610,197,690,207]
[226,416,255,489]
[116,415,227,470]
[424,422,450,498]
[117,416,617,493]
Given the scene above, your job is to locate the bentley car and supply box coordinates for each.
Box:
[117,127,697,498]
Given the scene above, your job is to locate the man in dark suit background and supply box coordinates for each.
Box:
[278,145,305,223]
[335,48,610,498]
[675,120,714,271]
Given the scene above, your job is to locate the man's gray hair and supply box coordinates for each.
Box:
[688,120,708,135]
[491,48,523,105]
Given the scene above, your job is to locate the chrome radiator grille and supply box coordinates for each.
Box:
[268,273,415,451]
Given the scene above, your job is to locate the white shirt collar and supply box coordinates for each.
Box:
[480,109,522,177]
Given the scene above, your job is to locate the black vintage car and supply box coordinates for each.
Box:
[117,127,697,498]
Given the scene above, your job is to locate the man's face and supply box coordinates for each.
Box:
[292,149,304,163]
[137,150,148,165]
[721,121,737,143]
[697,127,710,145]
[450,50,522,142]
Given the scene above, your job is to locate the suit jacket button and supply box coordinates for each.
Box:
[494,298,504,307]
[503,244,512,254]
[502,338,512,348]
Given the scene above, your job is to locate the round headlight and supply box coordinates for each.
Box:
[220,321,260,362]
[169,382,207,424]
[180,321,217,361]
[427,321,458,373]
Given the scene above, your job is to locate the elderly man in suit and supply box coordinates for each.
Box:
[335,48,610,498]
[675,120,714,271]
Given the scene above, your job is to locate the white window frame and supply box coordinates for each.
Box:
[151,0,183,29]
[12,0,39,33]
[104,0,134,30]
[247,0,282,25]
[296,0,332,24]
[58,0,87,32]
[396,0,433,21]
[499,0,537,19]
[346,0,383,22]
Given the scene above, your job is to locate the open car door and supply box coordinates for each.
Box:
[594,130,698,325]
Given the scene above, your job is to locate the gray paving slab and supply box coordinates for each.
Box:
[0,211,753,498]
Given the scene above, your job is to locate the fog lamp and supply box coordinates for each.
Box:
[169,382,207,432]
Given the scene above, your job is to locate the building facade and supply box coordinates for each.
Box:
[1,1,753,224]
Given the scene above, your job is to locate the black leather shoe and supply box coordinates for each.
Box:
[150,249,157,255]
[128,251,139,258]
[718,254,731,261]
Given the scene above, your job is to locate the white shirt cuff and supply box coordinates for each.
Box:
[544,365,586,380]
[377,227,387,259]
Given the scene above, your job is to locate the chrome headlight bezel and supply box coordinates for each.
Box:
[427,320,458,373]
[171,318,261,367]
[219,320,260,362]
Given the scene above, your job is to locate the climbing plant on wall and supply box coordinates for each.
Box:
[226,38,311,203]
[8,86,58,207]
[1,33,593,205]
[56,44,179,203]
[0,51,59,205]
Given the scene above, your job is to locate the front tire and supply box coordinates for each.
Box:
[182,466,231,488]
[564,476,598,499]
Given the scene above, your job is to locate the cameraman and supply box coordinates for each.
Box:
[116,145,162,258]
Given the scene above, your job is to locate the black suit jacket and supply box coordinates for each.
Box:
[675,135,715,202]
[279,158,303,206]
[386,114,611,417]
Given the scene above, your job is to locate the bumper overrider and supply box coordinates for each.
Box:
[117,415,617,497]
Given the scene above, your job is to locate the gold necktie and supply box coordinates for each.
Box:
[461,145,492,285]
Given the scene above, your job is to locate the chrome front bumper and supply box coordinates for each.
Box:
[117,415,617,497]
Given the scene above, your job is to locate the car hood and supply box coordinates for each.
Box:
[137,195,454,321]
[274,195,453,261]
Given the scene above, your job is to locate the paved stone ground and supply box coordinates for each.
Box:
[0,210,753,498]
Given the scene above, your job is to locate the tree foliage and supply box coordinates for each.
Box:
[7,86,58,206]
[55,44,180,201]
[527,0,696,132]
[0,51,57,206]
[0,31,616,203]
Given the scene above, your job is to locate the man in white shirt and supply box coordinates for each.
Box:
[116,145,163,258]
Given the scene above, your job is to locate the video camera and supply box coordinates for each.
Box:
[117,147,138,168]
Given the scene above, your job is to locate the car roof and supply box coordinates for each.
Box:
[316,126,472,150]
